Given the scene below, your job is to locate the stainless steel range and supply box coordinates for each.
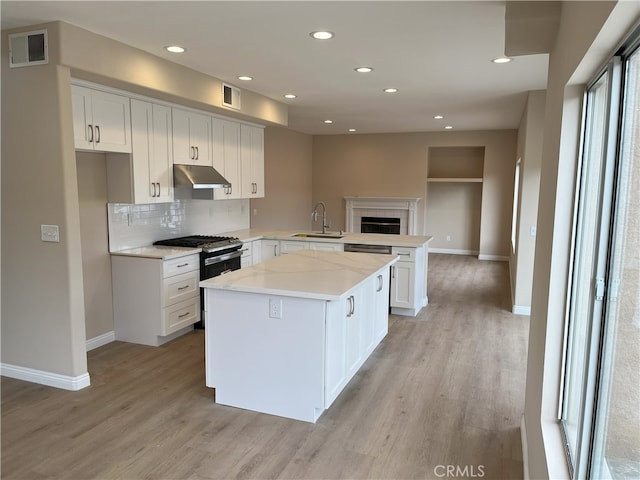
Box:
[153,235,243,327]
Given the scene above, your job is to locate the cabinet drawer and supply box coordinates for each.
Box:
[163,270,199,306]
[391,246,415,262]
[163,254,199,277]
[162,296,200,336]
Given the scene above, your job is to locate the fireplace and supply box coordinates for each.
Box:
[361,216,401,234]
[345,197,421,235]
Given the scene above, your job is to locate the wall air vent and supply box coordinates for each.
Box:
[9,29,48,68]
[222,83,241,110]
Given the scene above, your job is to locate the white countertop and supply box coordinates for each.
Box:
[200,249,398,301]
[109,245,201,260]
[224,228,433,248]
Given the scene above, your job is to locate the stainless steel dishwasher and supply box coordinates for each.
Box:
[343,243,393,255]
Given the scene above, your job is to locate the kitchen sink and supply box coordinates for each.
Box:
[291,232,345,239]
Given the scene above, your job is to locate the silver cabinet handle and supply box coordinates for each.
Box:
[176,263,189,268]
[95,125,100,143]
[377,274,383,292]
[177,285,190,291]
[347,295,355,317]
[151,183,157,197]
[156,182,160,197]
[178,311,190,318]
[190,146,195,159]
[273,245,277,256]
[392,266,395,279]
[88,125,94,143]
[195,146,199,160]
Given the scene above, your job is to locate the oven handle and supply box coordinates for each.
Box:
[203,249,243,267]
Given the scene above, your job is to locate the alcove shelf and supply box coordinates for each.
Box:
[427,177,483,183]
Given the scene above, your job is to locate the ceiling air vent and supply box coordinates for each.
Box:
[222,83,241,110]
[9,29,48,68]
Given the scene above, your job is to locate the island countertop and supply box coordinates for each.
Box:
[200,249,398,301]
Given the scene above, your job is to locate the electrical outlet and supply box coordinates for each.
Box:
[530,226,537,237]
[41,224,59,243]
[446,235,451,242]
[269,298,282,319]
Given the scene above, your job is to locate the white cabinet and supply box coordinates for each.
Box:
[390,246,427,316]
[112,253,200,346]
[172,108,212,166]
[309,242,344,252]
[373,270,390,343]
[72,85,131,153]
[213,118,242,199]
[280,240,309,255]
[240,124,265,198]
[261,239,280,261]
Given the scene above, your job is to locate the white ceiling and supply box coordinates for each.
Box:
[1,1,549,135]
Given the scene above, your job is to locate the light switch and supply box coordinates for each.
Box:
[530,226,537,237]
[41,224,59,242]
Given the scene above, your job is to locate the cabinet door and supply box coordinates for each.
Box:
[240,125,265,198]
[150,104,173,202]
[71,85,93,150]
[172,108,211,165]
[280,240,309,255]
[90,89,131,153]
[325,298,348,407]
[251,240,262,265]
[130,99,154,203]
[261,240,280,260]
[309,242,344,252]
[390,261,415,308]
[346,285,364,378]
[374,269,391,343]
[219,119,241,199]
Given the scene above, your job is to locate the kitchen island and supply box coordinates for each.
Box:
[200,249,398,422]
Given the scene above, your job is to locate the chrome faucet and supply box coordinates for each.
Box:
[312,201,329,234]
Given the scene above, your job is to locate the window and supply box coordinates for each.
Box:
[561,28,640,479]
[511,158,521,253]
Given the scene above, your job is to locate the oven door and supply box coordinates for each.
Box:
[202,250,242,279]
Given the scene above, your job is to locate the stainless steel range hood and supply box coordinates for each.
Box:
[173,164,231,200]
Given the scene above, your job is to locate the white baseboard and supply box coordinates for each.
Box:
[1,363,91,391]
[86,330,116,351]
[429,247,479,256]
[513,305,532,316]
[478,254,510,261]
[521,416,530,480]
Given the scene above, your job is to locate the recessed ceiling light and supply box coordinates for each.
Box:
[324,120,333,124]
[434,115,444,120]
[383,88,399,93]
[355,66,374,73]
[165,45,185,53]
[348,128,357,132]
[310,31,334,40]
[284,94,297,99]
[445,125,453,130]
[237,75,253,81]
[492,57,512,64]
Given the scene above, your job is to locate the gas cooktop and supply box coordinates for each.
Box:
[153,235,242,253]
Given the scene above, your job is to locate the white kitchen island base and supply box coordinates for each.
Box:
[201,250,396,423]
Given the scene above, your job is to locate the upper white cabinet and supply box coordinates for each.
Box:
[72,85,131,153]
[215,118,242,200]
[107,99,173,204]
[240,124,265,198]
[131,99,173,203]
[172,108,212,166]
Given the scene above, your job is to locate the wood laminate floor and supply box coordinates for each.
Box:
[1,254,529,480]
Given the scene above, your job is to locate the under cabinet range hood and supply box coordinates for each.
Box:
[173,164,231,189]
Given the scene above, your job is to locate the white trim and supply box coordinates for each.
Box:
[428,247,479,256]
[513,305,532,316]
[344,196,421,235]
[1,363,91,391]
[521,417,530,480]
[478,254,509,262]
[86,330,116,351]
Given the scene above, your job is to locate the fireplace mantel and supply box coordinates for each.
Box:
[345,197,421,235]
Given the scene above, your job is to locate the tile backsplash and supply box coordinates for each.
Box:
[108,199,250,251]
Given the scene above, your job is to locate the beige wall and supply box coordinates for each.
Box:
[312,130,517,258]
[1,23,88,376]
[250,127,313,230]
[76,152,114,339]
[511,90,546,312]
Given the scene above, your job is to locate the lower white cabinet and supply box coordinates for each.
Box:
[112,253,200,346]
[261,239,280,261]
[280,240,309,255]
[390,245,427,316]
[309,242,344,252]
